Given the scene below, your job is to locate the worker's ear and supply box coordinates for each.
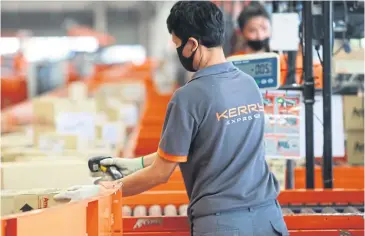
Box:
[188,37,199,51]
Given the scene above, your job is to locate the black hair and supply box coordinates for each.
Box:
[237,2,270,32]
[166,1,225,48]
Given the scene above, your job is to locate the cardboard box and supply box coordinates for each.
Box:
[1,160,93,190]
[343,96,364,131]
[346,130,364,165]
[1,132,32,148]
[37,189,63,209]
[119,103,139,127]
[95,96,122,122]
[95,82,145,103]
[1,191,18,216]
[31,124,56,146]
[33,97,97,125]
[54,111,99,143]
[95,122,126,148]
[68,82,88,101]
[1,189,62,216]
[334,47,364,74]
[32,97,72,124]
[38,132,83,151]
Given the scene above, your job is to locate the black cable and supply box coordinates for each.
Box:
[313,112,324,127]
[315,45,323,66]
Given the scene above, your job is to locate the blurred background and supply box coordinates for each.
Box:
[1,1,166,105]
[1,1,364,106]
[1,1,365,230]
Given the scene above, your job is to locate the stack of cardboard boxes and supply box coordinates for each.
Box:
[343,96,364,165]
[1,81,145,216]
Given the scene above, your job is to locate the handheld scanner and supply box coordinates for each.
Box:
[88,156,123,180]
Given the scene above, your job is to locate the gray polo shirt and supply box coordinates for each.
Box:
[157,62,280,218]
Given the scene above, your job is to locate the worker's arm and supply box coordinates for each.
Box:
[103,91,198,196]
[104,154,178,197]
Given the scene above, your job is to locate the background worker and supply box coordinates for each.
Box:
[232,2,323,87]
[232,2,272,55]
[56,1,288,235]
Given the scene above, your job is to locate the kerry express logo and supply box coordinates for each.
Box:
[216,103,264,125]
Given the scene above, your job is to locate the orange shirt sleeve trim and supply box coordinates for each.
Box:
[157,148,187,163]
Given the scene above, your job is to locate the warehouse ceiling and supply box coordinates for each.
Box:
[1,1,147,12]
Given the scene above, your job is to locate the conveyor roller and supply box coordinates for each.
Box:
[122,204,364,217]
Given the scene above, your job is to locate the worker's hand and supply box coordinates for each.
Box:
[53,185,102,202]
[100,157,143,177]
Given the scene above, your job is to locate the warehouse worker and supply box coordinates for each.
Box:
[55,2,288,235]
[233,3,323,87]
[232,2,272,55]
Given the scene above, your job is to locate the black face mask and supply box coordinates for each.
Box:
[247,38,270,52]
[176,40,198,72]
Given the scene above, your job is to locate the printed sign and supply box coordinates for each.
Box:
[263,91,301,159]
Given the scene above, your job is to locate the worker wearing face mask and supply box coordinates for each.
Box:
[232,2,323,87]
[232,3,272,55]
[56,2,288,235]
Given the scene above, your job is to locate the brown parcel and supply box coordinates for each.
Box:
[32,97,97,125]
[1,132,33,150]
[346,130,364,165]
[1,189,62,216]
[343,96,364,131]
